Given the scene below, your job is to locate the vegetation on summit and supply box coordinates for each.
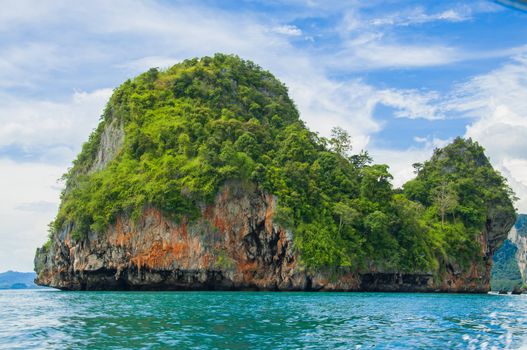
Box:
[45,54,516,274]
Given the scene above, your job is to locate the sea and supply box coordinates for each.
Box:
[1,290,527,349]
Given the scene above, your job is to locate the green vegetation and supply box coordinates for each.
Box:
[46,54,516,275]
[403,138,517,272]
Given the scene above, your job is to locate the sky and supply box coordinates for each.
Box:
[1,0,527,272]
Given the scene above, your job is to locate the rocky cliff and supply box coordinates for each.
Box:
[491,214,527,290]
[35,180,513,292]
[35,182,301,290]
[34,54,516,292]
[510,216,527,283]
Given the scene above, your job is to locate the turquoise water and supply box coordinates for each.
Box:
[1,290,527,349]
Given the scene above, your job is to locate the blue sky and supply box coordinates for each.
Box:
[2,0,527,271]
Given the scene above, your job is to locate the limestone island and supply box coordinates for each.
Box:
[35,54,516,292]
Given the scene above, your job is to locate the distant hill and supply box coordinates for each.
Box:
[491,214,527,291]
[0,271,43,289]
[491,240,523,291]
[515,214,527,236]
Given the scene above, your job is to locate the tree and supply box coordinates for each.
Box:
[329,126,352,158]
[350,150,372,168]
[333,202,359,233]
[432,181,458,228]
[360,164,393,204]
[412,162,423,175]
[177,133,192,157]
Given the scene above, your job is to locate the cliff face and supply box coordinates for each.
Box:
[491,214,527,291]
[480,207,520,288]
[510,228,527,283]
[89,117,124,173]
[35,180,512,292]
[507,223,527,283]
[35,182,302,290]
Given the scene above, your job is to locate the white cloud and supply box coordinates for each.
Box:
[0,89,112,164]
[287,77,379,150]
[0,43,61,88]
[0,159,63,271]
[272,24,303,36]
[0,0,58,31]
[371,55,527,213]
[503,159,527,185]
[354,1,501,29]
[369,7,472,27]
[333,36,524,71]
[377,89,443,120]
[351,43,460,69]
[371,136,452,189]
[286,73,445,150]
[335,8,464,69]
[370,147,433,188]
[15,201,57,212]
[333,4,513,70]
[444,55,527,212]
[0,88,110,271]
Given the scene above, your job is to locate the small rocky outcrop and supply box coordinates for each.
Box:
[511,285,524,295]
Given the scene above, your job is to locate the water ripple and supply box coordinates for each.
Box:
[1,290,527,349]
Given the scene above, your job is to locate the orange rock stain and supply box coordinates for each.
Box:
[264,195,274,235]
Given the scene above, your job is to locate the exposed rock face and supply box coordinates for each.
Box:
[478,207,519,289]
[35,181,512,292]
[35,182,304,290]
[508,226,527,282]
[90,117,124,173]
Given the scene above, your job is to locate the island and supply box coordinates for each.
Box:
[34,54,516,292]
[0,271,42,289]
